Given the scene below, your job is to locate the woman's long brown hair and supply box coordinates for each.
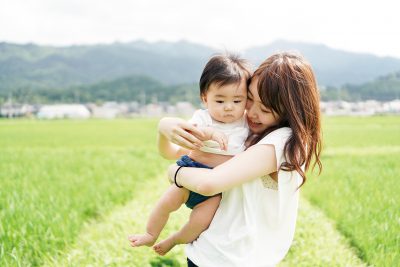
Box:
[251,52,322,187]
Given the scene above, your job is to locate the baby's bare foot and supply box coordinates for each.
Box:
[153,237,177,255]
[128,233,156,247]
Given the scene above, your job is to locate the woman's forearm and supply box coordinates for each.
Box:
[169,144,278,196]
[169,165,217,196]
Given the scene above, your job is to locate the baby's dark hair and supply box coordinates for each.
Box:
[199,54,252,97]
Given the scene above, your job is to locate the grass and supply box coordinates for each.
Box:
[303,116,400,266]
[0,116,399,266]
[0,119,169,266]
[280,198,365,267]
[40,177,363,267]
[43,176,190,267]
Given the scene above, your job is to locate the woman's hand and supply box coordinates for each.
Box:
[158,117,205,150]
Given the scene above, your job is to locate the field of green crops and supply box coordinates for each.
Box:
[0,116,399,266]
[303,116,400,266]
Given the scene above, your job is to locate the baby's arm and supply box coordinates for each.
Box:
[198,127,228,151]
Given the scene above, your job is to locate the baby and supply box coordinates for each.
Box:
[128,54,251,255]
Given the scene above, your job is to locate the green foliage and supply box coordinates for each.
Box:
[321,71,400,101]
[0,74,201,105]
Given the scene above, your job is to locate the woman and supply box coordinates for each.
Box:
[158,52,322,266]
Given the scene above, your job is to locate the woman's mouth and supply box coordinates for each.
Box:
[248,119,261,128]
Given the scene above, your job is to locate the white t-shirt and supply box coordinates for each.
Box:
[189,109,249,156]
[185,127,302,267]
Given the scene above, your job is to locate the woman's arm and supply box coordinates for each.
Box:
[157,117,205,160]
[168,144,278,196]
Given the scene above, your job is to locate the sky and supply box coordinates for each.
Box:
[1,0,400,58]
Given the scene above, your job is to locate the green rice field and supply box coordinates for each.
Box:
[0,116,399,266]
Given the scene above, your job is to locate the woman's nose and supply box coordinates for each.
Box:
[247,105,257,119]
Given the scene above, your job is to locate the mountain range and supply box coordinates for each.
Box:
[1,40,400,102]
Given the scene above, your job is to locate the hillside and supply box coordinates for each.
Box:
[244,40,400,87]
[0,41,213,93]
[3,70,400,104]
[319,71,400,101]
[6,74,200,105]
[1,40,400,95]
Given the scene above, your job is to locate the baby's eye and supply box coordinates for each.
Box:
[234,100,242,104]
[216,100,224,103]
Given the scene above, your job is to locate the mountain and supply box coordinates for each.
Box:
[244,40,400,86]
[0,41,214,93]
[1,39,400,97]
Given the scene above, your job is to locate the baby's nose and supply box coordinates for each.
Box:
[224,104,233,110]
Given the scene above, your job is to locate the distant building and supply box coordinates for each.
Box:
[88,103,121,119]
[175,101,196,117]
[382,99,400,113]
[142,103,164,117]
[0,103,36,118]
[37,104,91,119]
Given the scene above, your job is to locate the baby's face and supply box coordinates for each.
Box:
[202,80,247,123]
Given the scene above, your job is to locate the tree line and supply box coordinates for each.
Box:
[1,71,399,105]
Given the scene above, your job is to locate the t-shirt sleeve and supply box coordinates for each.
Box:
[256,127,292,169]
[188,109,210,127]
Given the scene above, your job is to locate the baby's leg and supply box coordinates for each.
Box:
[153,194,221,255]
[128,185,189,247]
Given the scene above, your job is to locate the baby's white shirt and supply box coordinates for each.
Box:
[188,109,249,156]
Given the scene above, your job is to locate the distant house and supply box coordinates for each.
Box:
[142,104,164,117]
[382,99,400,113]
[175,101,196,117]
[90,106,120,119]
[37,104,91,119]
[0,103,35,118]
[87,102,136,118]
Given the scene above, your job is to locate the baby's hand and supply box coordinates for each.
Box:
[211,131,228,151]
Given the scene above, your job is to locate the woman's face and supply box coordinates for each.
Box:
[246,77,280,134]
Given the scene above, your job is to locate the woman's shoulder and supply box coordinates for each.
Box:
[257,127,292,146]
